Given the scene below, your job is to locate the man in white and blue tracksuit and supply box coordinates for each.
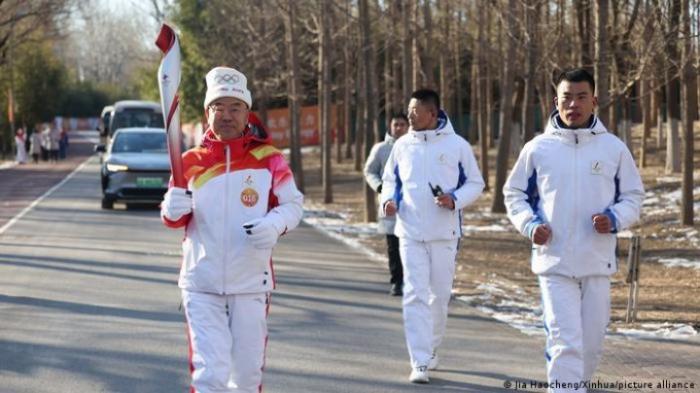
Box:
[364,113,409,296]
[504,69,644,393]
[381,89,484,384]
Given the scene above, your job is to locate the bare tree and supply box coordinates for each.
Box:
[663,0,682,173]
[360,0,379,222]
[492,0,518,213]
[522,0,540,143]
[477,0,490,191]
[595,0,611,126]
[319,0,333,203]
[283,0,304,191]
[680,0,696,225]
[0,0,71,67]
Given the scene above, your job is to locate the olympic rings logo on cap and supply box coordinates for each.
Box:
[214,74,240,84]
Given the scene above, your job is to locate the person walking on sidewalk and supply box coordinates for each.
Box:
[381,89,485,384]
[363,112,409,296]
[160,66,304,393]
[48,125,60,162]
[29,127,42,164]
[503,68,644,393]
[14,128,27,164]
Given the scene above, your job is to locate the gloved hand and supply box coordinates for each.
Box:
[243,217,280,249]
[161,187,192,221]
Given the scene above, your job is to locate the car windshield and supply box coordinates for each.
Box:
[112,132,167,153]
[112,108,164,130]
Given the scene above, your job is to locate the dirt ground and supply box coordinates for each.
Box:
[299,122,700,333]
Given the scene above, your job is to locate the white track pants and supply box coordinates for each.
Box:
[400,238,458,368]
[182,290,270,393]
[539,275,610,393]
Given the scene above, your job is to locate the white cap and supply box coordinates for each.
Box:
[203,66,252,108]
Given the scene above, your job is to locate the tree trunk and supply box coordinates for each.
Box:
[285,0,304,192]
[640,75,651,168]
[319,0,333,203]
[523,0,539,143]
[487,6,497,149]
[360,0,378,222]
[344,0,353,160]
[665,0,682,173]
[412,2,421,91]
[576,0,594,71]
[656,85,665,149]
[469,61,478,142]
[491,0,517,213]
[595,0,611,126]
[354,52,365,172]
[384,1,393,128]
[421,0,435,89]
[454,10,464,133]
[680,0,695,225]
[478,0,490,191]
[401,1,414,102]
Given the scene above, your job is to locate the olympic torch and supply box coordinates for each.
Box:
[155,23,186,188]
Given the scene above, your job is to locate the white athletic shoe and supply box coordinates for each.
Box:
[428,353,439,370]
[409,366,429,384]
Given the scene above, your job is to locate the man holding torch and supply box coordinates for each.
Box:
[158,30,303,391]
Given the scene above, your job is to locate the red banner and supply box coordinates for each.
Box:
[257,105,338,148]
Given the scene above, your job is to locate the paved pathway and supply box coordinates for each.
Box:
[0,134,697,392]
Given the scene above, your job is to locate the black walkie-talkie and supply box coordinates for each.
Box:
[429,182,443,197]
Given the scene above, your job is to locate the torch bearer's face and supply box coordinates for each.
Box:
[206,97,250,140]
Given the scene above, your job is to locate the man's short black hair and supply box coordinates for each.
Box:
[410,89,441,111]
[390,112,408,122]
[555,68,595,93]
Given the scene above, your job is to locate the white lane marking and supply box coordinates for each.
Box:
[0,156,95,236]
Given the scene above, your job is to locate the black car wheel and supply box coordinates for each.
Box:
[101,196,115,210]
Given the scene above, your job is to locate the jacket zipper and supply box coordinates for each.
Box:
[222,145,231,294]
[572,132,578,277]
[423,133,428,241]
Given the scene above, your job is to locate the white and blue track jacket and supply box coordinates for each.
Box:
[380,110,485,242]
[504,112,644,278]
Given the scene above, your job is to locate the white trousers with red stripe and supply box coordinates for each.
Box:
[182,290,269,393]
[539,274,610,393]
[399,238,459,368]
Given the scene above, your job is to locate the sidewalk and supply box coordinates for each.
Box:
[0,131,97,230]
[0,136,696,392]
[267,221,700,392]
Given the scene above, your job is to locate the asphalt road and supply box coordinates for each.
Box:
[0,151,552,392]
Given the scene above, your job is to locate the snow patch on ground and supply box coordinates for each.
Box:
[458,279,544,337]
[614,323,698,340]
[302,203,698,342]
[657,257,700,270]
[303,203,386,263]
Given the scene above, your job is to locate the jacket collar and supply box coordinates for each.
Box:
[201,112,270,156]
[407,110,455,142]
[544,110,608,144]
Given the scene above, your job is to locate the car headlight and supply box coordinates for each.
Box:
[106,163,129,172]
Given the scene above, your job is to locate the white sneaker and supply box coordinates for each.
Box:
[428,353,439,370]
[409,366,429,384]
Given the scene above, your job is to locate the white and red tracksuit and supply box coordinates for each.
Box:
[162,114,303,393]
[504,112,644,392]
